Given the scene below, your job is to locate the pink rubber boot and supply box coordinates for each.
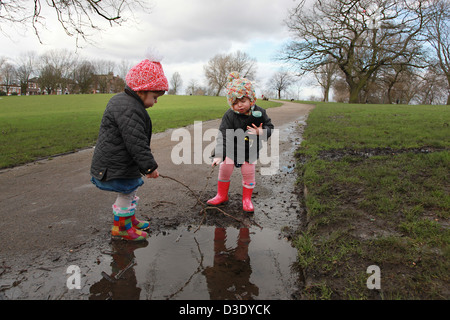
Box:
[241,162,256,213]
[207,181,230,205]
[242,184,255,213]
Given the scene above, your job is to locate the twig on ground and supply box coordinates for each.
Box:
[160,174,203,205]
[202,206,249,226]
[193,166,215,208]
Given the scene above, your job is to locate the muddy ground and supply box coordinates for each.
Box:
[0,101,314,299]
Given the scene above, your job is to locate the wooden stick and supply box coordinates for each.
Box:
[160,174,203,205]
[203,206,249,226]
[193,166,215,208]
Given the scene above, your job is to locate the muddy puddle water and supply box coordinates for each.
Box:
[88,226,298,300]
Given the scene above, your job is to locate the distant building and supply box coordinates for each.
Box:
[27,78,40,95]
[93,72,125,94]
[0,83,21,95]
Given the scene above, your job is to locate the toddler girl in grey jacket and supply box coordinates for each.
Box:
[90,54,168,241]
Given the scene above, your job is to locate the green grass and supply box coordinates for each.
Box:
[299,102,449,155]
[295,102,449,300]
[0,94,281,168]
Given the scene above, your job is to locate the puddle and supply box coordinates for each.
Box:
[0,224,300,300]
[88,226,299,300]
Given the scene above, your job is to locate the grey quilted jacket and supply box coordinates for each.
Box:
[90,86,158,181]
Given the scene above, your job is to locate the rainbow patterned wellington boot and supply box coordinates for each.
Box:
[111,204,148,241]
[130,196,150,230]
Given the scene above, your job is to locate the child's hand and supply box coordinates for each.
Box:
[146,169,159,179]
[247,123,263,135]
[212,157,222,167]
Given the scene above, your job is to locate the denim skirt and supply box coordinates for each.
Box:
[91,177,144,194]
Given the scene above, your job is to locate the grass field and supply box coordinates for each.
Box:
[0,94,281,168]
[295,102,449,299]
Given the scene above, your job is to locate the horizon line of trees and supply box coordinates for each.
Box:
[2,46,446,104]
[0,49,134,95]
[280,0,450,105]
[0,49,267,97]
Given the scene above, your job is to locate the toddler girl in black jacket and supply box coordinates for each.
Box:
[90,54,168,241]
[208,72,274,213]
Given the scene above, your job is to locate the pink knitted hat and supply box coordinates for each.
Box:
[125,51,169,92]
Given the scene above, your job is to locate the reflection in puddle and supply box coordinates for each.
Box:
[89,226,299,300]
[203,228,257,300]
[89,241,147,300]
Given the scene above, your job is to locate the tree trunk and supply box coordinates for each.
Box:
[323,86,330,102]
[386,85,393,104]
[447,75,450,105]
[348,85,360,104]
[215,86,222,96]
[345,73,363,104]
[348,77,370,104]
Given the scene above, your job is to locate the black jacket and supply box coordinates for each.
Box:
[90,87,158,181]
[213,105,274,165]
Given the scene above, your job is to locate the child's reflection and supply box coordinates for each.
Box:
[203,227,259,300]
[89,241,147,300]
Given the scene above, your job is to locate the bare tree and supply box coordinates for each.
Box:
[415,66,448,104]
[0,56,7,69]
[40,49,78,93]
[0,1,151,46]
[39,65,60,94]
[268,70,295,99]
[186,79,199,96]
[204,53,229,96]
[228,51,258,79]
[282,0,430,103]
[73,60,95,94]
[313,59,338,102]
[93,59,116,75]
[427,0,450,105]
[117,59,133,81]
[1,63,17,95]
[332,73,350,102]
[204,51,257,96]
[169,72,183,95]
[16,51,37,95]
[377,63,410,103]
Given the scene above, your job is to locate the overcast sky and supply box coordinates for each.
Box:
[0,0,319,98]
